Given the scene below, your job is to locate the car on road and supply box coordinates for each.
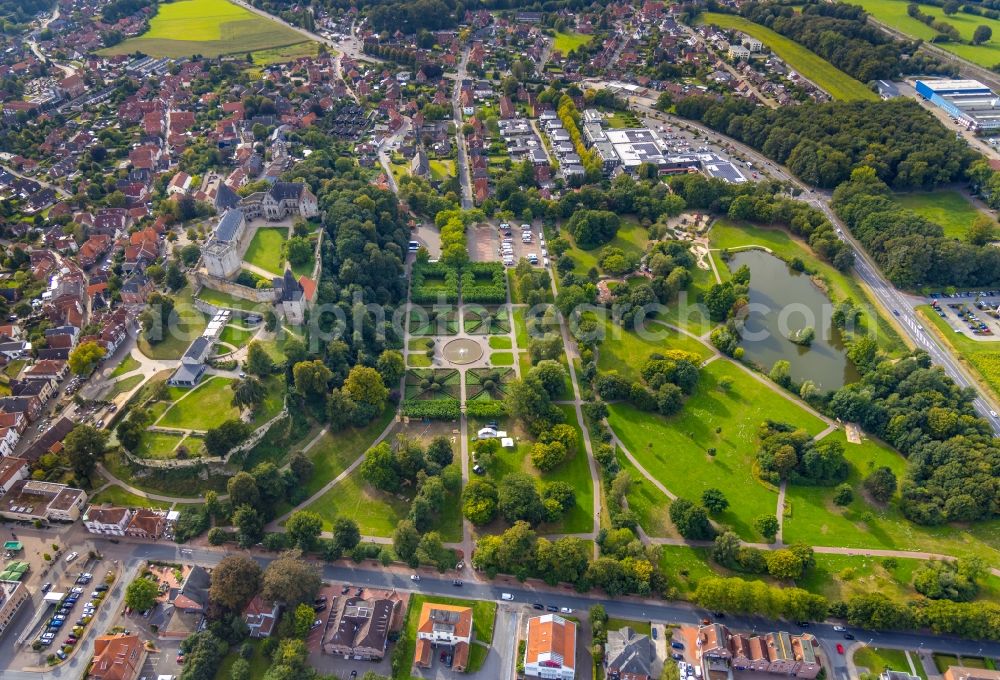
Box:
[452,579,463,587]
[671,653,684,661]
[671,642,684,650]
[64,637,77,645]
[501,593,513,601]
[843,633,855,640]
[991,411,998,418]
[410,575,420,581]
[559,607,572,614]
[836,644,845,655]
[65,551,78,563]
[546,605,558,612]
[832,625,845,632]
[408,240,420,252]
[56,649,67,660]
[311,620,322,630]
[341,585,350,594]
[532,602,544,610]
[41,582,52,592]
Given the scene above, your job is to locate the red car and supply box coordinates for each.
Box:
[836,644,845,655]
[64,637,77,645]
[176,654,185,664]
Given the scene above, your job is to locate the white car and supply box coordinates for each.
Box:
[559,607,572,614]
[832,625,846,632]
[991,410,998,418]
[65,552,78,563]
[410,574,420,581]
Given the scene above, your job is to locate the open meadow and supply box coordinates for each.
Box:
[102,0,309,58]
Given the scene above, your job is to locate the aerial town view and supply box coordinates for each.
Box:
[1,0,1000,678]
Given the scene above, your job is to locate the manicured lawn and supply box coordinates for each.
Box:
[854,0,1000,69]
[157,377,240,431]
[490,352,514,366]
[894,190,986,241]
[783,430,1000,563]
[616,450,675,538]
[935,654,962,673]
[658,546,720,598]
[89,486,170,510]
[106,374,144,400]
[219,325,256,349]
[213,639,269,680]
[854,647,912,676]
[134,431,187,459]
[513,307,529,348]
[918,305,1000,405]
[101,0,307,58]
[244,227,288,276]
[563,220,649,276]
[657,258,718,336]
[298,407,395,498]
[407,353,432,367]
[606,618,652,636]
[488,336,512,350]
[138,287,209,360]
[553,31,593,54]
[710,218,906,355]
[393,595,497,680]
[251,375,286,427]
[429,159,455,181]
[197,286,271,313]
[697,13,878,101]
[597,318,711,382]
[3,360,25,379]
[110,355,141,378]
[539,405,595,534]
[608,360,825,540]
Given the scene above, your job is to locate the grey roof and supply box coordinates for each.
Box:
[169,363,205,385]
[182,336,212,364]
[215,209,244,243]
[268,181,305,201]
[273,269,303,303]
[606,627,652,677]
[214,184,241,211]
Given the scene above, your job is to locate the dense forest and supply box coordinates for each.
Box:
[832,169,1000,287]
[736,1,954,81]
[675,95,976,189]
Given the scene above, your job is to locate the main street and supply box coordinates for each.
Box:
[2,534,999,680]
[591,84,1000,433]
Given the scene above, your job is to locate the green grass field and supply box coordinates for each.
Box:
[597,318,711,382]
[854,647,913,676]
[244,227,288,276]
[698,13,877,101]
[138,287,209,360]
[608,360,825,540]
[248,41,319,67]
[918,305,1000,406]
[102,0,308,58]
[134,431,187,459]
[616,450,675,538]
[854,0,1000,69]
[488,336,512,350]
[783,430,1000,563]
[213,639,269,680]
[894,190,987,241]
[196,286,271,313]
[110,355,141,378]
[219,325,256,349]
[429,159,455,181]
[553,30,594,54]
[490,352,514,366]
[541,405,594,534]
[106,374,144,400]
[297,408,395,499]
[709,219,906,355]
[157,377,240,431]
[658,261,719,336]
[563,220,649,276]
[89,485,170,510]
[658,546,720,598]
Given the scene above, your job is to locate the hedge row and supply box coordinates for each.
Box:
[461,262,507,304]
[402,398,461,419]
[465,399,508,418]
[411,261,459,304]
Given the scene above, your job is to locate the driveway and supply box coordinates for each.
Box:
[412,223,442,259]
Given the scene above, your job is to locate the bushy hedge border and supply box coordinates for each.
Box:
[411,261,459,304]
[402,398,461,419]
[461,262,507,304]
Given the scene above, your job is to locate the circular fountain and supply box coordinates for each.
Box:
[442,338,483,365]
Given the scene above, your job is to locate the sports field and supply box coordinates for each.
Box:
[102,0,310,58]
[894,189,986,241]
[697,13,878,101]
[854,0,1000,69]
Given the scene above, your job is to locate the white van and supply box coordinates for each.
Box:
[500,593,514,601]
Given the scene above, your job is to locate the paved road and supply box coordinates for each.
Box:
[449,48,474,210]
[4,538,999,680]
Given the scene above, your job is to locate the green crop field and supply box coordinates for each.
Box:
[854,0,1000,69]
[553,31,593,54]
[102,0,309,58]
[894,190,987,241]
[608,359,825,540]
[698,13,878,101]
[244,227,288,276]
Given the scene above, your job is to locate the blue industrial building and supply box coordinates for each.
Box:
[915,79,1000,132]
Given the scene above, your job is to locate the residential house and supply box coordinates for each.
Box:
[414,602,473,672]
[525,614,577,680]
[125,508,167,540]
[244,594,281,638]
[605,626,652,680]
[0,457,28,495]
[23,360,68,382]
[88,633,146,680]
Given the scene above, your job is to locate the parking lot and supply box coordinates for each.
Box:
[929,291,1000,340]
[467,222,548,267]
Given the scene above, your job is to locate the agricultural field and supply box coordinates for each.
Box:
[917,305,1000,408]
[248,41,319,67]
[243,227,288,276]
[894,190,986,241]
[157,377,241,431]
[607,359,826,540]
[697,13,878,101]
[709,219,906,355]
[102,0,308,58]
[553,31,594,54]
[854,0,1000,69]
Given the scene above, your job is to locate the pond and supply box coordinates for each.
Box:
[730,249,859,391]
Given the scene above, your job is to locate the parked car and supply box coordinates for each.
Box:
[65,552,78,563]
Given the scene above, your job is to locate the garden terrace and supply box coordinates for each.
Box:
[461,262,507,304]
[463,306,511,335]
[409,306,460,336]
[411,261,459,305]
